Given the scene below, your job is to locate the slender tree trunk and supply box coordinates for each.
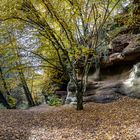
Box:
[18,70,35,107]
[65,67,84,110]
[0,90,11,109]
[15,59,35,107]
[76,89,83,110]
[0,67,12,109]
[0,67,10,95]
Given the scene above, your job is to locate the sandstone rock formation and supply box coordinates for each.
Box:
[84,62,140,103]
[64,30,140,105]
[102,34,140,67]
[123,62,140,99]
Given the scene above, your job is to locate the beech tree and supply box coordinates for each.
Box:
[1,0,122,110]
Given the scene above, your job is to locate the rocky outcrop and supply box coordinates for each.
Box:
[83,81,124,103]
[102,34,140,67]
[123,62,140,99]
[65,61,140,104]
[65,33,140,105]
[84,62,140,103]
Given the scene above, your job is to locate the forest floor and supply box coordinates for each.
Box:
[0,97,140,140]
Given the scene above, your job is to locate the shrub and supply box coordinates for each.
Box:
[47,95,62,106]
[7,95,17,108]
[0,104,6,109]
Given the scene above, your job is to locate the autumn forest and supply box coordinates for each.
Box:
[0,0,140,139]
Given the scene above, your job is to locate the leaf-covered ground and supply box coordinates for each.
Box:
[0,97,140,140]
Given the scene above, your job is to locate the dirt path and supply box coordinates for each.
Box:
[0,97,140,140]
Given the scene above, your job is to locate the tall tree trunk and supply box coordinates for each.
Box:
[0,67,10,95]
[0,67,12,109]
[18,70,35,107]
[76,89,83,110]
[0,90,11,109]
[14,42,35,107]
[65,68,84,110]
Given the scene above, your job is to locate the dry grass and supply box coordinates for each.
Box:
[0,97,140,140]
